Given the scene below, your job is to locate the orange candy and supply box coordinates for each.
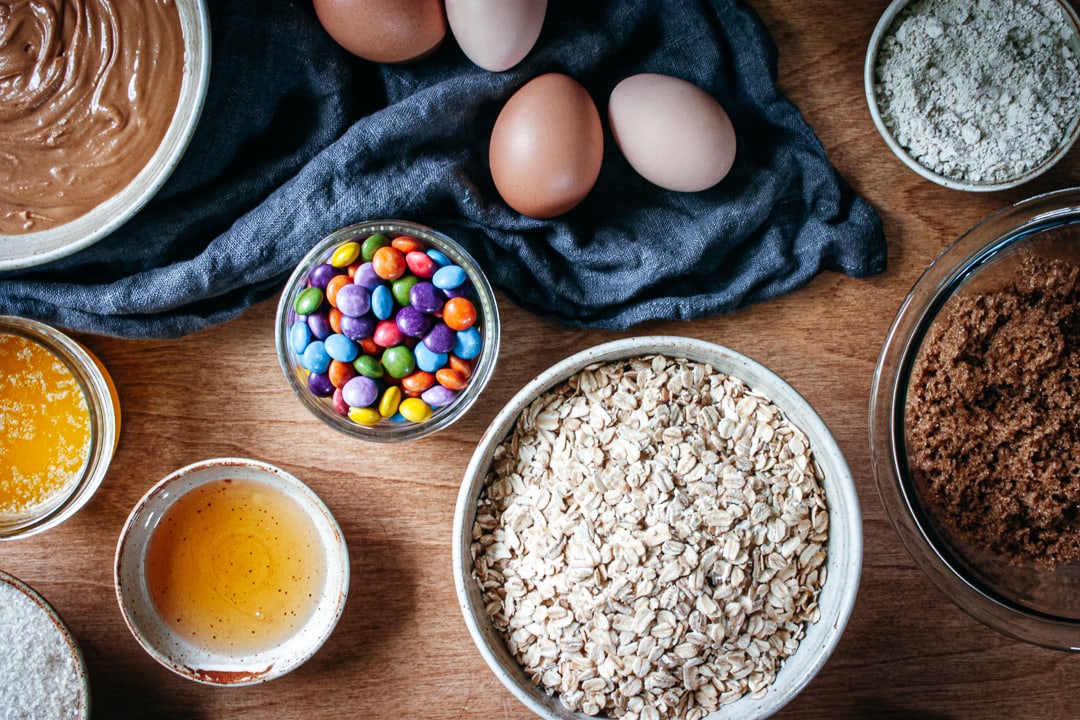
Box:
[443,297,477,331]
[435,367,469,391]
[391,235,425,254]
[326,273,353,307]
[328,307,343,334]
[359,337,379,356]
[328,360,356,388]
[372,246,406,280]
[401,370,435,394]
[447,354,473,378]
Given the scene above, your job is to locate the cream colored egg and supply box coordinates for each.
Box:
[608,73,737,192]
[446,0,547,72]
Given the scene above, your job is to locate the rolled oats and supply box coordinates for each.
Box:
[471,356,828,719]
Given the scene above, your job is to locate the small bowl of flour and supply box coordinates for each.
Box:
[865,0,1080,191]
[0,571,89,719]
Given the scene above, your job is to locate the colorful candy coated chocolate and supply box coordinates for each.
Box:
[288,230,487,429]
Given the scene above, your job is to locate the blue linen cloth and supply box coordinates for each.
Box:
[0,0,884,338]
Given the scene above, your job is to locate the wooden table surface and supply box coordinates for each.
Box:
[4,1,1080,718]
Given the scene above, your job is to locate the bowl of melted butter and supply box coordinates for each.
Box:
[114,458,349,685]
[0,0,211,270]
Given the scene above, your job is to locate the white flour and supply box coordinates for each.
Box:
[0,580,84,720]
[874,0,1080,183]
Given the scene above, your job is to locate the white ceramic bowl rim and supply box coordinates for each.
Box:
[864,0,1080,192]
[453,336,863,720]
[0,0,212,270]
[114,457,349,686]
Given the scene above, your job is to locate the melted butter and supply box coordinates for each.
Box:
[146,478,327,655]
[0,333,91,517]
[0,0,185,234]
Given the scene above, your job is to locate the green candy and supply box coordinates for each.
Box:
[361,233,390,262]
[352,355,384,378]
[294,286,324,315]
[381,345,416,379]
[392,275,420,306]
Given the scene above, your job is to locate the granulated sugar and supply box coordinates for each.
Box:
[0,578,84,719]
[874,0,1080,183]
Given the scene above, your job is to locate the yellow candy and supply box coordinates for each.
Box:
[398,397,432,422]
[379,386,402,418]
[330,241,361,268]
[347,406,381,426]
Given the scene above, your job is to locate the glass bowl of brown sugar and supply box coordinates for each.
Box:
[870,187,1080,651]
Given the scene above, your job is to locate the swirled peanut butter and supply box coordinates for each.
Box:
[0,0,185,234]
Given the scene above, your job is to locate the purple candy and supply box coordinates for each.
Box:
[307,311,333,340]
[396,306,433,338]
[354,262,383,290]
[340,313,375,341]
[409,281,445,314]
[336,284,371,317]
[342,375,379,408]
[421,384,458,408]
[308,372,335,397]
[423,322,456,354]
[442,278,475,299]
[308,263,339,290]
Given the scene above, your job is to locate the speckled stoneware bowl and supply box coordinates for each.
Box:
[0,0,211,270]
[114,458,349,685]
[864,0,1080,192]
[453,336,863,720]
[0,570,90,718]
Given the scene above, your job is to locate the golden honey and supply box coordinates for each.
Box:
[0,333,91,518]
[145,478,326,654]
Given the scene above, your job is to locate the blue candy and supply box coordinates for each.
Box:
[453,327,482,360]
[324,333,360,363]
[414,342,449,373]
[432,264,467,290]
[300,340,332,374]
[371,284,395,320]
[289,321,312,355]
[426,248,452,267]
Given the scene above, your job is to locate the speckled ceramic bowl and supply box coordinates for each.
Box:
[0,0,211,270]
[0,570,90,718]
[454,336,862,720]
[114,458,349,685]
[865,0,1080,192]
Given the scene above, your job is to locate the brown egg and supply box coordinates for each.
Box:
[312,0,447,64]
[488,73,603,218]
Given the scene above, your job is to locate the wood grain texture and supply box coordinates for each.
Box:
[3,1,1080,717]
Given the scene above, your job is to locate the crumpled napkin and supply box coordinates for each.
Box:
[0,0,885,338]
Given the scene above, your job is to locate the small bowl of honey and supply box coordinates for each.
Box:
[114,458,349,685]
[0,316,120,540]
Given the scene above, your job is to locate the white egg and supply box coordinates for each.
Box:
[446,0,547,72]
[608,73,737,192]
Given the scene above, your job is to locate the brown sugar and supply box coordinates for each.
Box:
[906,255,1080,567]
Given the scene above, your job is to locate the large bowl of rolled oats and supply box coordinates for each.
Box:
[453,336,862,720]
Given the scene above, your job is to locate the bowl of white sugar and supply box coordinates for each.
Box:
[866,0,1080,191]
[453,336,863,720]
[0,570,90,719]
